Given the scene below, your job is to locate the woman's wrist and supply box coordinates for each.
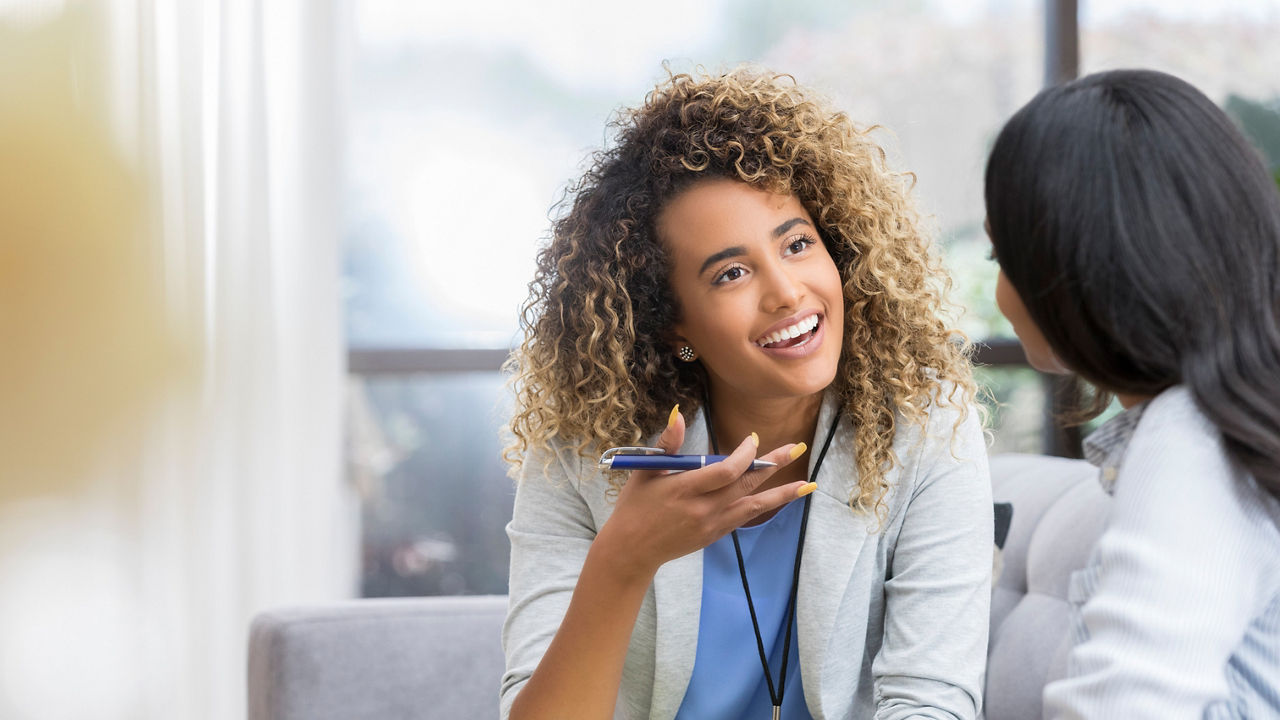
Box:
[590,522,661,588]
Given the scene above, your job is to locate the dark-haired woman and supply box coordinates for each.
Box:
[985,68,1280,718]
[501,69,993,720]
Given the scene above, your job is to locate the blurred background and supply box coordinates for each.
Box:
[2,0,1279,718]
[344,0,1280,595]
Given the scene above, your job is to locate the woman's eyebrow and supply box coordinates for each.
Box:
[772,217,810,237]
[698,246,746,277]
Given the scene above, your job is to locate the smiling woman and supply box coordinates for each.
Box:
[501,69,994,720]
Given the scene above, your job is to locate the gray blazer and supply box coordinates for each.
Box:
[503,392,993,720]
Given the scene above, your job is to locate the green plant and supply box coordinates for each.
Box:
[1224,94,1280,191]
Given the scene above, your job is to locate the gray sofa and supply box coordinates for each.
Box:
[985,453,1109,719]
[248,595,508,719]
[248,453,1107,720]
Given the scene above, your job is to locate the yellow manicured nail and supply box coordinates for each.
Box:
[750,432,759,447]
[668,404,680,428]
[796,482,817,498]
[788,442,808,461]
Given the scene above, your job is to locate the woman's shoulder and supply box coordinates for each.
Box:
[887,378,984,461]
[1126,386,1234,483]
[1099,387,1280,614]
[512,434,595,492]
[509,436,618,533]
[1126,386,1280,528]
[860,380,988,519]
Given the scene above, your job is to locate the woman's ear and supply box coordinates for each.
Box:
[661,322,688,353]
[667,332,688,355]
[665,329,697,363]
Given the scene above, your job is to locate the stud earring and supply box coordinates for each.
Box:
[677,346,697,362]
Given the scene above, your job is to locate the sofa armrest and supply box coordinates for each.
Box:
[248,595,507,720]
[985,453,1110,720]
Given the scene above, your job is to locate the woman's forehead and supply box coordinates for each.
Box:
[657,182,808,258]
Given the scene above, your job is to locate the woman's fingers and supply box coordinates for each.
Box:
[655,404,685,454]
[692,438,807,498]
[629,405,687,482]
[612,406,816,561]
[742,441,806,494]
[754,441,808,478]
[684,432,762,493]
[607,416,814,566]
[701,441,809,530]
[723,480,816,529]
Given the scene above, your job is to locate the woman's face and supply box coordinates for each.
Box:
[988,222,1071,375]
[660,178,844,402]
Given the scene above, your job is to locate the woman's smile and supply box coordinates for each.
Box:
[753,311,825,358]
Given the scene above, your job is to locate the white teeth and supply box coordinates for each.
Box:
[756,314,819,346]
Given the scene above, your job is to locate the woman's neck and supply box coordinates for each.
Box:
[706,385,824,480]
[1116,392,1154,409]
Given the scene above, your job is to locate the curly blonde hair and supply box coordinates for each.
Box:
[504,68,976,515]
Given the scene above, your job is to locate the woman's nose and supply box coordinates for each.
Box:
[761,262,803,311]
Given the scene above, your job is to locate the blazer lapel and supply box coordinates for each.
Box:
[646,406,711,720]
[796,396,870,719]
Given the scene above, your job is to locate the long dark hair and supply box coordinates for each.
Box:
[985,68,1280,503]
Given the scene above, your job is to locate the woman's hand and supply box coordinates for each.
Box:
[508,407,810,720]
[594,406,812,581]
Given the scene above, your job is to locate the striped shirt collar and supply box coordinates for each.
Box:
[1081,400,1149,494]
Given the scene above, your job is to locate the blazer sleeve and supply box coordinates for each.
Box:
[500,448,598,720]
[872,400,994,720]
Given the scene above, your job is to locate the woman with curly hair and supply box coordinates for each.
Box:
[502,68,992,720]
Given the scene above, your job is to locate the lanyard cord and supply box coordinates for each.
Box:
[705,401,844,718]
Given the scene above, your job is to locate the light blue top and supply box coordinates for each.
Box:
[675,496,814,720]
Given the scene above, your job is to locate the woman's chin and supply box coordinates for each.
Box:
[773,362,841,399]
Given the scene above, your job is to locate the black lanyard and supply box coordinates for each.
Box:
[705,403,843,720]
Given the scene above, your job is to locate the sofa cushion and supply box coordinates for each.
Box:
[986,453,1110,720]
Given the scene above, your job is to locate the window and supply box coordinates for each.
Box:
[352,0,1250,598]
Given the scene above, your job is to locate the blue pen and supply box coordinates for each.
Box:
[598,446,777,471]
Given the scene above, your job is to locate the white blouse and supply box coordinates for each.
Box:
[1043,386,1280,719]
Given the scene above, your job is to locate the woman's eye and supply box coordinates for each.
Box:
[713,265,746,284]
[784,236,816,256]
[986,248,997,262]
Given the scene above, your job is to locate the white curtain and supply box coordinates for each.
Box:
[0,2,356,718]
[127,1,358,717]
